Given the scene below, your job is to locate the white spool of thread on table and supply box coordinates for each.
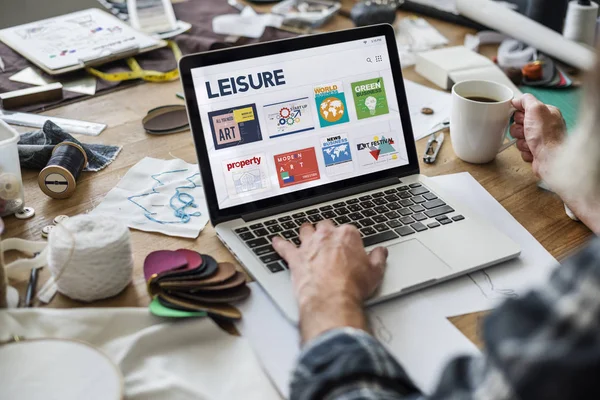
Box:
[564,0,599,47]
[38,215,133,303]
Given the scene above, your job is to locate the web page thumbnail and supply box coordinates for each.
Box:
[320,134,354,176]
[273,147,321,188]
[208,104,262,150]
[351,77,389,120]
[222,153,270,199]
[355,133,402,168]
[314,81,350,128]
[263,97,315,138]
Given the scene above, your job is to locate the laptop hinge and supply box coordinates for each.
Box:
[241,177,402,222]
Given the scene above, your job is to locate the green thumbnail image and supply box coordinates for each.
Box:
[351,78,389,120]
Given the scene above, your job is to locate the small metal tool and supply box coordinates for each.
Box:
[423,131,445,164]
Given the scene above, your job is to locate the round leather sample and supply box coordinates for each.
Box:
[142,105,189,134]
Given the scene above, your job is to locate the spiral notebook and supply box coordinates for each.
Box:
[0,8,165,75]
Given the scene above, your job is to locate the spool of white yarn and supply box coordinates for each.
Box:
[40,215,133,303]
[564,0,599,47]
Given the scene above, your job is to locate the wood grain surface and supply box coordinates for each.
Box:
[2,1,593,351]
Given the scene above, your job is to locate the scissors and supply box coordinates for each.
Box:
[423,119,448,164]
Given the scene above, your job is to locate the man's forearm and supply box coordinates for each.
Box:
[299,293,369,344]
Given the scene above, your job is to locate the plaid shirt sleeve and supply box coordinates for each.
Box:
[290,238,600,400]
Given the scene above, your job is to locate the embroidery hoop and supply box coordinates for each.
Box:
[0,337,124,399]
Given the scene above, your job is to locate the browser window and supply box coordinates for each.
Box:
[191,35,409,210]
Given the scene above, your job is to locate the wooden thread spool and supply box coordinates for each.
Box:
[38,142,88,199]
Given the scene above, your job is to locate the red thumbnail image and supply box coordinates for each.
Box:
[273,147,321,188]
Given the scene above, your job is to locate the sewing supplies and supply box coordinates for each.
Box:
[421,107,434,115]
[423,131,445,164]
[0,83,63,110]
[15,207,35,220]
[53,215,69,225]
[128,169,203,224]
[522,61,544,81]
[38,142,88,200]
[86,40,182,83]
[0,109,106,136]
[564,0,599,47]
[24,267,40,307]
[37,215,133,303]
[0,338,123,400]
[0,120,25,217]
[41,225,54,239]
[144,249,250,320]
[142,104,189,134]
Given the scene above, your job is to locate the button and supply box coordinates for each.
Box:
[260,253,282,264]
[409,187,428,196]
[238,232,255,241]
[53,215,69,225]
[264,220,278,226]
[319,205,333,211]
[333,202,346,207]
[281,230,296,239]
[412,213,426,221]
[247,238,269,248]
[362,231,398,247]
[387,220,402,228]
[384,189,397,194]
[15,207,35,220]
[278,216,292,222]
[249,223,263,230]
[427,222,441,228]
[254,228,269,237]
[423,193,438,201]
[409,183,422,188]
[440,218,453,225]
[410,222,427,232]
[292,212,306,218]
[421,107,434,115]
[235,227,249,233]
[425,205,455,218]
[397,186,409,191]
[253,245,274,256]
[266,262,284,273]
[410,205,425,213]
[395,226,415,236]
[423,199,446,209]
[452,215,465,221]
[42,225,55,238]
[306,209,320,215]
[400,216,414,225]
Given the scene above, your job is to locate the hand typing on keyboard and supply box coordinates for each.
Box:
[272,221,388,343]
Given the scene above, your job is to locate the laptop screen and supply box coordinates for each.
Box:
[190,35,410,210]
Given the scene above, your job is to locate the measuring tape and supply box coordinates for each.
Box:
[86,40,182,83]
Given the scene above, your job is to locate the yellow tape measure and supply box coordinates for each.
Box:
[86,40,182,83]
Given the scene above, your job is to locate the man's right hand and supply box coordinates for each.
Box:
[510,94,566,179]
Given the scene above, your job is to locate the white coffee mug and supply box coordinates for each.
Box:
[450,80,516,164]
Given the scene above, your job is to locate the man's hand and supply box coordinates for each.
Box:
[511,94,566,178]
[273,221,388,343]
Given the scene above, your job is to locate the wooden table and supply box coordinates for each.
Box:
[2,0,593,349]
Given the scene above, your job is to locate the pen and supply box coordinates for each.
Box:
[24,267,40,307]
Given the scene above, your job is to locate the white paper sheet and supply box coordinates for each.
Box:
[404,80,451,141]
[9,66,97,95]
[0,308,281,400]
[0,8,160,71]
[91,157,209,238]
[237,283,479,398]
[420,172,559,316]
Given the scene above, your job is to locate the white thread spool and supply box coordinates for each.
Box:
[40,215,133,303]
[564,0,599,47]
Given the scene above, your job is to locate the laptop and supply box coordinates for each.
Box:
[179,24,521,322]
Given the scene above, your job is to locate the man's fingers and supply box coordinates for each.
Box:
[299,222,315,243]
[272,236,298,261]
[510,123,525,139]
[368,246,388,271]
[513,111,525,125]
[516,138,530,153]
[316,219,335,231]
[521,151,534,163]
[511,93,540,112]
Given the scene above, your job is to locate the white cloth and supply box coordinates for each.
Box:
[0,308,281,400]
[91,157,209,238]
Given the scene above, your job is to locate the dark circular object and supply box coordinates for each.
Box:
[350,1,397,27]
[421,107,434,115]
[504,67,523,86]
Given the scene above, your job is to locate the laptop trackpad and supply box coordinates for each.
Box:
[380,239,451,294]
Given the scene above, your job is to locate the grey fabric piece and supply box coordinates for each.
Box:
[18,121,121,172]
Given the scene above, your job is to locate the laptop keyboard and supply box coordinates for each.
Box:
[233,183,465,273]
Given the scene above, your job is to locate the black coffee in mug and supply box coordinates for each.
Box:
[465,96,499,103]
